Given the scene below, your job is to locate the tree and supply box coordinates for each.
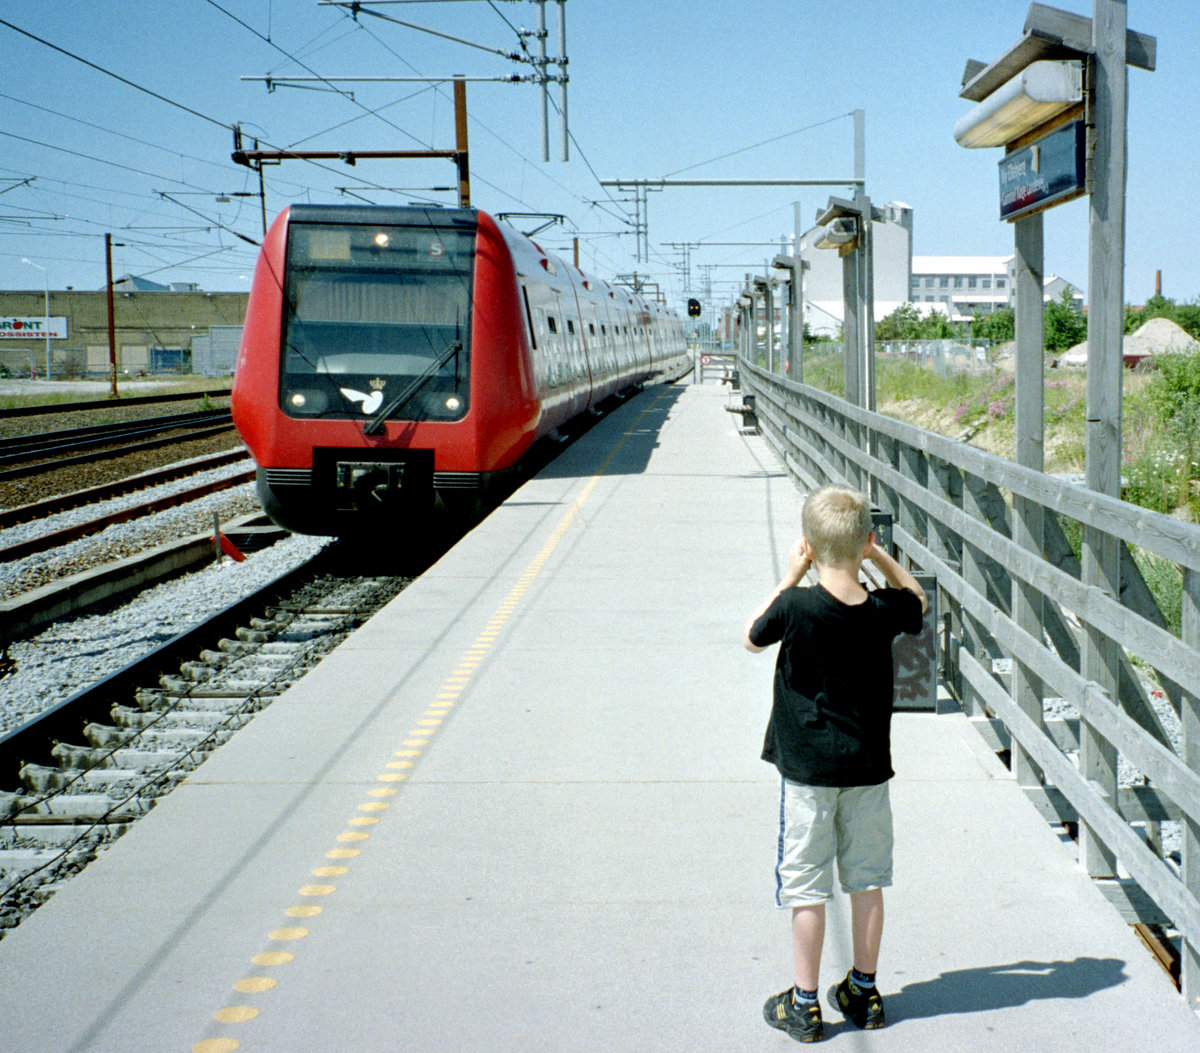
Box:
[1044,289,1087,352]
[971,307,1014,343]
[875,302,957,341]
[875,303,926,341]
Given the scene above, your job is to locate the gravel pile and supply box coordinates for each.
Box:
[0,531,328,735]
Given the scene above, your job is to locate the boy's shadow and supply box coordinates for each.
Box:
[885,958,1127,1022]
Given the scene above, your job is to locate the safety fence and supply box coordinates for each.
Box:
[739,356,1200,1005]
[876,339,995,376]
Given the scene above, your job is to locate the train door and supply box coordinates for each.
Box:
[554,294,587,419]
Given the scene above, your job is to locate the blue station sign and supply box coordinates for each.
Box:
[998,119,1086,222]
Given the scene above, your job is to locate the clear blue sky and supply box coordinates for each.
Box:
[0,0,1194,310]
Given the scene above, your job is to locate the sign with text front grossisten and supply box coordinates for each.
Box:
[0,317,68,339]
[998,119,1086,223]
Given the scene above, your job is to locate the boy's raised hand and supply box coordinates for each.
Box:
[865,540,928,612]
[786,539,813,585]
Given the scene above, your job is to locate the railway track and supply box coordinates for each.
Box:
[0,457,254,562]
[0,388,231,422]
[0,409,234,480]
[1,442,267,639]
[0,548,412,937]
[0,448,250,528]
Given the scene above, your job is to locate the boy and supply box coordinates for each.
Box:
[743,485,927,1043]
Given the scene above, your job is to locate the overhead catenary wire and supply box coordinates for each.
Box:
[0,18,234,133]
[0,5,658,294]
[661,112,854,179]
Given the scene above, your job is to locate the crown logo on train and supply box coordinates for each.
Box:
[369,377,386,390]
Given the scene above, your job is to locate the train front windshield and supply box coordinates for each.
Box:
[279,214,475,423]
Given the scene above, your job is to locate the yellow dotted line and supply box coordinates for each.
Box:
[190,392,666,1053]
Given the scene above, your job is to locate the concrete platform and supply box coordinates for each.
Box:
[1,382,1198,1052]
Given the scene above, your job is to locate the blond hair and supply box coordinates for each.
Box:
[802,485,872,566]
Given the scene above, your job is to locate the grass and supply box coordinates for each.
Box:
[804,351,1192,505]
[799,347,1196,650]
[0,375,230,413]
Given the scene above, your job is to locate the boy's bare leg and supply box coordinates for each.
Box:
[791,904,826,990]
[849,888,884,974]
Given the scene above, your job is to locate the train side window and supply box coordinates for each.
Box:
[522,286,538,350]
[548,315,558,334]
[567,319,576,336]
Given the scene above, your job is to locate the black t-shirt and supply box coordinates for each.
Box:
[749,584,924,787]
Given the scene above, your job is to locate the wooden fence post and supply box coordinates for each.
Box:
[1183,566,1200,1011]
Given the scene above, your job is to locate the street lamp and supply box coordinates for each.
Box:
[20,257,50,381]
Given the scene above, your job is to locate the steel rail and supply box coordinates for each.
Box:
[0,390,231,420]
[0,449,251,528]
[0,410,233,464]
[0,423,236,481]
[0,550,333,777]
[0,469,256,562]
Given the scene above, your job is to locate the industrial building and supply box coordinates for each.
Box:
[911,255,1080,323]
[0,277,246,379]
[795,203,1078,334]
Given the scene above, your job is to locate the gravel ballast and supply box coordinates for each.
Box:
[1,531,328,735]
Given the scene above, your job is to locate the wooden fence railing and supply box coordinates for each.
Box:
[739,358,1200,1008]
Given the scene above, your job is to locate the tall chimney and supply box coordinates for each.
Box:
[1155,269,1162,298]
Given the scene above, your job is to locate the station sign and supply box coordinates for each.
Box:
[0,316,68,339]
[998,120,1085,222]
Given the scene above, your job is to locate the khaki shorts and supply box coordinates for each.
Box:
[775,779,893,907]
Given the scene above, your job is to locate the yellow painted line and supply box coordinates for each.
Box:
[234,977,278,994]
[285,905,322,919]
[191,389,669,1053]
[268,927,308,941]
[214,1006,258,1024]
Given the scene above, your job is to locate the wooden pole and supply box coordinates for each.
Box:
[105,233,119,399]
[1012,211,1046,787]
[1080,0,1127,879]
[1183,566,1200,1010]
[454,77,470,208]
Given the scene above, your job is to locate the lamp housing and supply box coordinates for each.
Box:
[954,59,1082,148]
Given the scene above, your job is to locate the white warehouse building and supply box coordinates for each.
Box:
[911,255,1080,324]
[780,201,1081,336]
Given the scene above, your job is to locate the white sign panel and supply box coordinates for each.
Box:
[0,316,68,340]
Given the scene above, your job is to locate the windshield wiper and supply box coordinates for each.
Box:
[363,340,461,436]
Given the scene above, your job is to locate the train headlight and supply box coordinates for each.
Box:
[445,396,462,412]
[286,389,328,415]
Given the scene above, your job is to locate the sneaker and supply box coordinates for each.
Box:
[763,989,824,1042]
[828,972,885,1029]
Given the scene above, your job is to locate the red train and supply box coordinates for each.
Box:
[231,204,690,535]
